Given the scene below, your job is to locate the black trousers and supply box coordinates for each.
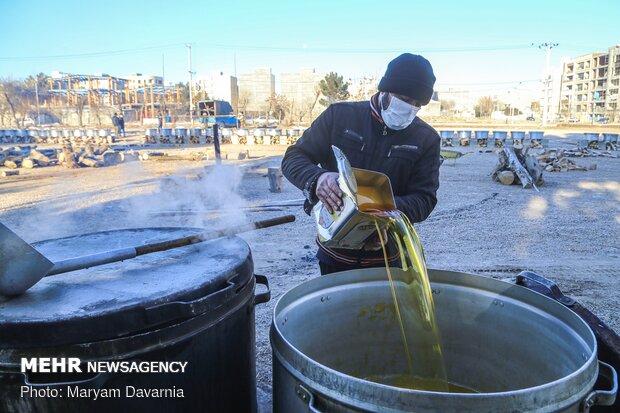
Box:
[319,261,387,275]
[319,262,344,275]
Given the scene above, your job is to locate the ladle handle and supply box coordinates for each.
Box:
[47,215,295,277]
[134,215,295,256]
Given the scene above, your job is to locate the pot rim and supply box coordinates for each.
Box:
[271,268,599,411]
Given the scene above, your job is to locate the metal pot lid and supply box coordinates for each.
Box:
[0,228,253,348]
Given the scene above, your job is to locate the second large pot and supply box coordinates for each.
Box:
[271,268,617,412]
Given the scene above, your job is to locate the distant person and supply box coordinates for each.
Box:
[112,113,120,136]
[157,112,163,131]
[118,114,126,137]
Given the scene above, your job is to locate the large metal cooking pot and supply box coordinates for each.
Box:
[0,228,269,413]
[271,268,617,412]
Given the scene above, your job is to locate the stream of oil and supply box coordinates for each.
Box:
[356,192,469,392]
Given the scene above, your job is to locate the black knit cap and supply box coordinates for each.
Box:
[378,53,436,105]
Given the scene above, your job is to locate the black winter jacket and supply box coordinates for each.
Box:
[281,100,441,224]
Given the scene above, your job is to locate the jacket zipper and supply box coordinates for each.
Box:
[343,129,366,151]
[388,144,418,157]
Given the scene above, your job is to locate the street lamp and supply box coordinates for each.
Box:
[186,44,195,127]
[533,42,559,127]
[508,82,523,124]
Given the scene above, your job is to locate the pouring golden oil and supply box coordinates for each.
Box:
[319,147,475,392]
[357,191,472,393]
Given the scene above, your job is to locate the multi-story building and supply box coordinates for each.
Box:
[194,71,239,111]
[559,44,620,122]
[125,73,163,90]
[47,71,182,120]
[545,65,563,121]
[280,68,324,122]
[237,68,275,115]
[606,45,620,122]
[48,71,127,106]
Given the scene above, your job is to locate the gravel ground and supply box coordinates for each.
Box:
[0,130,618,411]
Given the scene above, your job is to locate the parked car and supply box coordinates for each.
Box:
[568,117,580,123]
[526,115,535,121]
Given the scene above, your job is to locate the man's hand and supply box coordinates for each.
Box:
[316,172,343,213]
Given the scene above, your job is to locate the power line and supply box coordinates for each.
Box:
[438,79,541,87]
[196,42,533,54]
[0,43,186,62]
[1,43,535,62]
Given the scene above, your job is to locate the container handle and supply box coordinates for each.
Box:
[144,278,239,325]
[253,274,271,305]
[580,361,618,412]
[516,271,576,306]
[295,384,323,413]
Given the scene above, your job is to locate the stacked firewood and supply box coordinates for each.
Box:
[557,147,618,158]
[492,146,544,189]
[0,146,59,171]
[0,133,115,146]
[0,144,141,173]
[536,149,602,172]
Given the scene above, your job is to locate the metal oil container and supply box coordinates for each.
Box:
[313,146,395,250]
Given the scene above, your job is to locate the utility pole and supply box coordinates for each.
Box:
[161,53,166,120]
[535,42,559,127]
[34,80,40,126]
[187,44,195,127]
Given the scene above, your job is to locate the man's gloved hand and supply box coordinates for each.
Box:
[316,172,343,214]
[362,228,389,251]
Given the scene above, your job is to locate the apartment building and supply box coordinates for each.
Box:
[194,71,239,111]
[237,68,275,115]
[607,45,620,121]
[125,73,163,90]
[280,68,324,121]
[559,44,620,122]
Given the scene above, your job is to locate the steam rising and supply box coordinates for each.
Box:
[2,161,249,244]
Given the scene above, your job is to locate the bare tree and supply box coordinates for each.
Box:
[266,94,289,123]
[440,99,456,114]
[475,96,495,117]
[307,86,321,121]
[290,88,321,126]
[237,92,250,126]
[74,94,86,127]
[0,79,32,128]
[89,91,104,127]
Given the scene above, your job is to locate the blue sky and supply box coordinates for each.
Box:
[1,0,618,96]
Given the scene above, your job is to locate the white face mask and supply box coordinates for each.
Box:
[380,92,420,130]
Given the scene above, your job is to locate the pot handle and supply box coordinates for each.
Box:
[254,274,271,305]
[516,271,576,305]
[295,384,323,413]
[580,361,618,412]
[144,278,239,324]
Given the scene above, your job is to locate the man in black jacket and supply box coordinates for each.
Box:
[281,53,440,274]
